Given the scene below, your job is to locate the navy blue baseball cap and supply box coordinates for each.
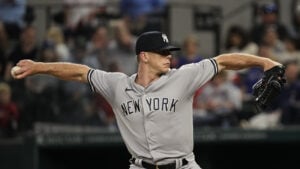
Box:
[135,31,181,55]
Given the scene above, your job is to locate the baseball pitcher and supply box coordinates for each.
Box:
[12,31,284,169]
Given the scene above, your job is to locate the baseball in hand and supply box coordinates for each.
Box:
[11,66,21,78]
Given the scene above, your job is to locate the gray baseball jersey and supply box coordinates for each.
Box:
[87,58,218,163]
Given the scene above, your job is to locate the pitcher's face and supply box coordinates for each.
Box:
[147,51,172,74]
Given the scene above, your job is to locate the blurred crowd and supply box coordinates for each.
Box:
[0,0,300,137]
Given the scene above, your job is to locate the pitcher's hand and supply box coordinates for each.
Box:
[13,59,38,79]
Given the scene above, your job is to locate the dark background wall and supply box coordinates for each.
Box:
[36,142,300,169]
[1,129,300,169]
[0,136,300,169]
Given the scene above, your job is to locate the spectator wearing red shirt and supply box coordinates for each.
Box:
[0,82,19,137]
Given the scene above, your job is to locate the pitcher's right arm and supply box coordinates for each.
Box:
[13,59,91,83]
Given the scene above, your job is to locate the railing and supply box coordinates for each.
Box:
[27,123,300,146]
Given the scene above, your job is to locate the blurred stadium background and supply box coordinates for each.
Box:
[1,0,300,169]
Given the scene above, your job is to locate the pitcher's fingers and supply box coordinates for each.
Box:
[14,72,28,79]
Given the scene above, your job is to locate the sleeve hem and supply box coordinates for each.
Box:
[87,69,95,92]
[209,58,218,76]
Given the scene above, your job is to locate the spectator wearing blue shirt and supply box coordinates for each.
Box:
[250,2,288,44]
[276,60,300,125]
[172,34,203,68]
[120,0,166,19]
[120,0,166,35]
[0,0,26,40]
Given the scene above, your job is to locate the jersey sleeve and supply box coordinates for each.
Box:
[87,69,125,102]
[177,58,218,95]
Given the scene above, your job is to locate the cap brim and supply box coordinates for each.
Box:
[160,45,181,51]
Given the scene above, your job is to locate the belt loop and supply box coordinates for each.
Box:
[175,158,182,169]
[136,158,142,166]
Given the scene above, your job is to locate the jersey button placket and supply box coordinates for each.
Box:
[141,93,156,157]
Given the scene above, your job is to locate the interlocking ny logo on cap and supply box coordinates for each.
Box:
[162,34,169,43]
[135,31,180,55]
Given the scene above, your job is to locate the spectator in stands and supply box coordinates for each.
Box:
[0,23,8,79]
[290,0,300,37]
[283,36,300,67]
[4,25,39,81]
[0,0,26,40]
[45,25,71,61]
[222,25,258,82]
[107,20,137,75]
[57,0,108,43]
[260,25,289,62]
[120,0,167,35]
[223,25,258,55]
[84,25,110,70]
[0,82,19,137]
[250,2,288,45]
[172,34,203,68]
[277,60,300,125]
[193,71,242,128]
